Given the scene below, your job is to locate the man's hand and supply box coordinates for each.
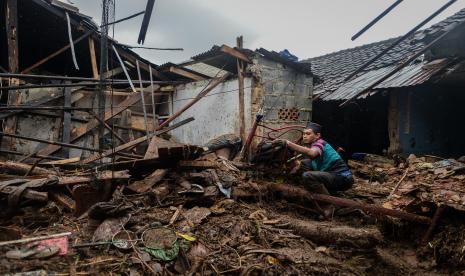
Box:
[272,139,288,147]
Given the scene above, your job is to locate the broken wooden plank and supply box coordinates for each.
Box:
[168,66,206,81]
[178,160,218,169]
[144,136,183,159]
[42,157,80,165]
[0,232,72,247]
[50,192,75,211]
[88,37,99,79]
[0,161,56,176]
[58,170,130,186]
[126,169,168,193]
[137,0,155,44]
[220,44,251,63]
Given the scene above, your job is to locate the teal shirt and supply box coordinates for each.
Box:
[309,140,351,175]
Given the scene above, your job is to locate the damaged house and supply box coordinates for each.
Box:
[0,0,315,164]
[3,1,465,275]
[305,8,465,157]
[167,46,314,147]
[0,0,182,163]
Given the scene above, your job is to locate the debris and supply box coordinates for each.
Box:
[127,169,168,194]
[0,161,56,176]
[0,232,72,247]
[93,216,130,242]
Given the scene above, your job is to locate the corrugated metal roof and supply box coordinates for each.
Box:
[305,8,465,99]
[320,58,451,101]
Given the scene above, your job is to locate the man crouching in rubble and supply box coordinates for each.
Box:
[275,122,354,216]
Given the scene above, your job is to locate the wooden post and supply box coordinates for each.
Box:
[4,0,19,151]
[388,91,401,154]
[6,0,18,73]
[88,37,99,79]
[62,85,72,158]
[236,36,246,142]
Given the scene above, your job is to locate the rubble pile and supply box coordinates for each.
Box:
[1,147,465,275]
[347,154,465,212]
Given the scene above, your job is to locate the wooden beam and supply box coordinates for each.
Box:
[21,30,93,74]
[4,0,20,152]
[220,44,251,63]
[88,37,99,79]
[236,36,246,142]
[6,0,18,73]
[168,66,206,81]
[388,91,401,154]
[126,169,167,194]
[144,136,182,159]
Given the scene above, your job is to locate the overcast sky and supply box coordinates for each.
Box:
[71,0,465,64]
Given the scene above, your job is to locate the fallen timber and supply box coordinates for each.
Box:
[234,182,433,225]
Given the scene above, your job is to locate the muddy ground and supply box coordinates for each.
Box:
[1,154,465,275]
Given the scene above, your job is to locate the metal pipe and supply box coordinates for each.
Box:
[0,73,177,83]
[112,45,136,93]
[351,0,403,41]
[124,46,184,51]
[136,60,150,138]
[344,0,457,82]
[149,66,159,130]
[0,132,100,152]
[0,81,182,91]
[100,11,145,27]
[0,106,95,111]
[340,21,461,107]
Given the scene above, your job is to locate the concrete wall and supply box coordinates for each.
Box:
[171,78,252,146]
[397,85,465,157]
[251,55,313,142]
[170,55,313,146]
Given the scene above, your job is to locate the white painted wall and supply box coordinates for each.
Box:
[171,78,252,146]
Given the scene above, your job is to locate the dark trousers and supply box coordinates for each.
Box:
[302,171,353,193]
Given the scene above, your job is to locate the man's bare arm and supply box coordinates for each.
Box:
[285,140,320,159]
